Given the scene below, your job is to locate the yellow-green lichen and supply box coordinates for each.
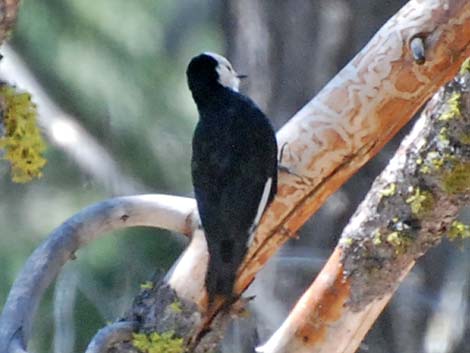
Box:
[380,183,397,197]
[406,188,435,217]
[0,85,46,182]
[429,153,445,169]
[386,231,412,254]
[340,237,353,247]
[448,221,470,240]
[431,158,445,169]
[438,92,461,121]
[438,127,450,145]
[132,331,184,353]
[169,300,182,313]
[459,57,470,75]
[420,165,431,174]
[140,281,154,290]
[420,151,445,174]
[372,229,382,245]
[442,162,470,194]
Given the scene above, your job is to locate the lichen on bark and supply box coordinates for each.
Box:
[0,84,47,182]
[340,70,470,311]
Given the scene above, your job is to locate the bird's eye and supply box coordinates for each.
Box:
[226,65,232,72]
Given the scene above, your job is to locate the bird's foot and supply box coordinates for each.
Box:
[230,295,255,318]
[278,164,302,178]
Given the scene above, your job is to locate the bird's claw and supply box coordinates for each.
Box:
[278,164,302,178]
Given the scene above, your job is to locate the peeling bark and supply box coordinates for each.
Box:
[84,1,470,352]
[258,68,470,353]
[123,1,470,352]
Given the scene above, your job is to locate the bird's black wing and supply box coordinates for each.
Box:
[191,96,277,299]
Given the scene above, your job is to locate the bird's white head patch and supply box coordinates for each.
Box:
[204,52,241,92]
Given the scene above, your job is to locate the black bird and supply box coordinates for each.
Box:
[187,52,278,306]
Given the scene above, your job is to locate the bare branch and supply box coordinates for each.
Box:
[258,69,470,353]
[84,322,138,353]
[0,194,196,353]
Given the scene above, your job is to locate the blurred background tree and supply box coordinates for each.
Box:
[0,1,468,352]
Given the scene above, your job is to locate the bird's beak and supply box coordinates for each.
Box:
[237,74,248,79]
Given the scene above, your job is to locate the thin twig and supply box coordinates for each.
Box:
[84,321,138,353]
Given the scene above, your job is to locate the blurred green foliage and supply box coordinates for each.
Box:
[0,0,222,351]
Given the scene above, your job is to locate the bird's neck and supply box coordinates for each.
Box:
[191,83,234,112]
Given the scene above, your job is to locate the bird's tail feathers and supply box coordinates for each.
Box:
[205,237,246,307]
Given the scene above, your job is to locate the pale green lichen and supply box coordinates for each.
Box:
[169,300,182,313]
[380,183,397,197]
[406,188,435,217]
[0,85,47,182]
[420,151,444,174]
[420,165,431,174]
[386,231,412,254]
[132,331,184,353]
[140,281,154,290]
[339,237,353,247]
[438,92,461,121]
[442,162,470,194]
[372,229,382,245]
[430,155,445,169]
[448,221,470,240]
[459,57,470,75]
[438,127,450,145]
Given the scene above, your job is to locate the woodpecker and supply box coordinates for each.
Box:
[187,52,278,306]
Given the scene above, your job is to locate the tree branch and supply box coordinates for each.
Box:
[156,3,470,349]
[85,321,138,353]
[239,0,470,299]
[0,195,197,353]
[258,66,470,353]
[2,1,470,353]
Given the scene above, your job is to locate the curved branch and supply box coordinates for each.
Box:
[0,194,196,353]
[84,321,138,353]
